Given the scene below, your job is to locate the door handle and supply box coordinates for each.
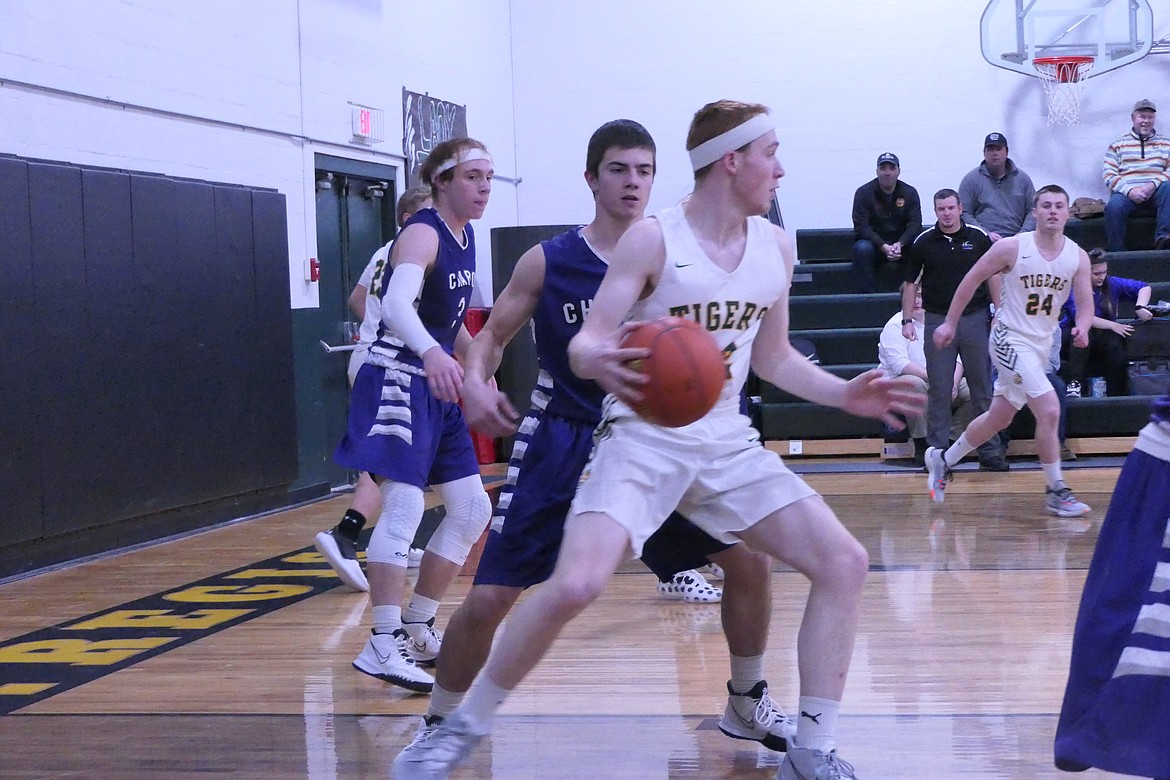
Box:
[319,340,357,353]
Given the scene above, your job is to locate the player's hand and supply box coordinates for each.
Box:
[841,369,925,429]
[932,321,956,348]
[583,321,650,406]
[421,346,464,402]
[462,376,519,437]
[902,322,917,341]
[1071,327,1089,349]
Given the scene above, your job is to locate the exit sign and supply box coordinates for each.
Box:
[350,104,385,145]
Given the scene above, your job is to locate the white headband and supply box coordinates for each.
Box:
[687,113,775,171]
[431,148,493,182]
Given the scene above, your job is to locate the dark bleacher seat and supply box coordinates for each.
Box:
[759,364,874,404]
[794,225,932,264]
[1008,396,1155,439]
[795,228,854,263]
[789,327,882,366]
[790,293,899,330]
[1095,251,1170,283]
[761,402,885,440]
[791,262,904,295]
[1065,215,1156,251]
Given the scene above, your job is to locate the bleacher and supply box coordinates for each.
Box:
[758,215,1169,459]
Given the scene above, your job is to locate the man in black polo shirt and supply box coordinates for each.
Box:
[902,188,1009,471]
[851,152,922,293]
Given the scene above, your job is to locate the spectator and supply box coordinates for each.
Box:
[852,152,922,293]
[878,288,973,466]
[958,132,1036,242]
[1061,248,1153,397]
[1102,99,1170,251]
[902,188,1009,472]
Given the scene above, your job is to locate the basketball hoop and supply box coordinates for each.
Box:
[1032,56,1095,126]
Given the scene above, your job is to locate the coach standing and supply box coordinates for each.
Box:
[902,188,1009,472]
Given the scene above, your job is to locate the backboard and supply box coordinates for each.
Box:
[981,0,1154,79]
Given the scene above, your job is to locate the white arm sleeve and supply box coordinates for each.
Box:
[381,262,441,357]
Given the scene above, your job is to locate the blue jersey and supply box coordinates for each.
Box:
[370,207,476,371]
[477,225,734,589]
[531,227,607,423]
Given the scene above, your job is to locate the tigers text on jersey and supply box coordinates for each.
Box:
[624,205,788,416]
[368,207,475,373]
[996,231,1080,345]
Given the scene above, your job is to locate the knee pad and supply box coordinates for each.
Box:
[366,481,425,566]
[426,475,492,564]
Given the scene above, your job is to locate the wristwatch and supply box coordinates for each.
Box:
[901,318,914,325]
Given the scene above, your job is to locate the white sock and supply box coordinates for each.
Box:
[372,605,402,635]
[944,433,976,467]
[729,653,766,693]
[403,594,441,631]
[796,695,840,753]
[1042,461,1063,490]
[458,674,511,736]
[427,683,466,721]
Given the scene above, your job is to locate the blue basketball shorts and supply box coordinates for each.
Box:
[334,363,479,488]
[473,408,733,589]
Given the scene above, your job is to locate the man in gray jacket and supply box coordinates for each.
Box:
[958,132,1036,242]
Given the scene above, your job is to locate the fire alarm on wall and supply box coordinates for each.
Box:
[304,258,320,282]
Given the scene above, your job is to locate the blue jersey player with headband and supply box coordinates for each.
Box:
[334,137,495,694]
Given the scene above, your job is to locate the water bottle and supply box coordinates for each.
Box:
[1090,377,1106,398]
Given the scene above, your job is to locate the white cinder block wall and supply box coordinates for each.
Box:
[1,0,1167,304]
[509,0,1170,261]
[0,0,517,309]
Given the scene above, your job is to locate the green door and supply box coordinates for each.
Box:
[308,160,397,488]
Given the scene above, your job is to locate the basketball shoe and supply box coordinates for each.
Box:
[924,447,952,504]
[718,680,795,751]
[393,715,444,772]
[397,618,442,666]
[1045,485,1090,517]
[702,562,725,580]
[391,711,481,779]
[313,527,368,592]
[657,569,723,603]
[352,630,433,693]
[777,747,858,779]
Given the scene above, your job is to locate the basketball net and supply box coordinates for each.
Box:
[1033,56,1094,126]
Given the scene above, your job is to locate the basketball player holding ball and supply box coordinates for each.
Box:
[404,101,921,780]
[394,120,796,777]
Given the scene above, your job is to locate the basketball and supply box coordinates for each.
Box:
[622,316,725,427]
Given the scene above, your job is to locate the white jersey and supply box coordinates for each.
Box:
[357,242,393,347]
[996,231,1080,345]
[624,204,788,416]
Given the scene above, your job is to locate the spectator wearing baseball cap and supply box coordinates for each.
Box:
[957,132,1037,242]
[851,152,922,293]
[1102,98,1170,251]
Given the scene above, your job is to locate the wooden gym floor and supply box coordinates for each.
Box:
[0,463,1140,779]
